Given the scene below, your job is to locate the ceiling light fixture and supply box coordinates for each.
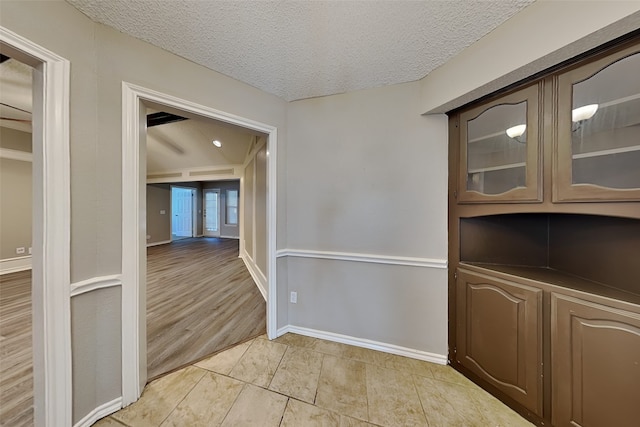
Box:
[212,140,222,147]
[506,124,526,139]
[572,104,598,122]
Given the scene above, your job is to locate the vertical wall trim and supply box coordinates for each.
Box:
[0,26,72,426]
[122,82,279,407]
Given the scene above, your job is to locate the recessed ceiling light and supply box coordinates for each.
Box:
[212,140,222,147]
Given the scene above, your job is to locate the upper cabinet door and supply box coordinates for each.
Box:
[459,84,542,203]
[555,43,640,202]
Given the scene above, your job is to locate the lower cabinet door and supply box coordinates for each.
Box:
[456,268,543,415]
[552,293,640,427]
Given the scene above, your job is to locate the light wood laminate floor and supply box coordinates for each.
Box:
[0,270,32,427]
[147,237,266,379]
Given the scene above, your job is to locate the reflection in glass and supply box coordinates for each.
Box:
[572,52,640,189]
[466,102,527,195]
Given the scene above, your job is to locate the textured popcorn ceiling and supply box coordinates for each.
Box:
[66,0,535,101]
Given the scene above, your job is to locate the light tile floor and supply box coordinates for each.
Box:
[95,333,533,426]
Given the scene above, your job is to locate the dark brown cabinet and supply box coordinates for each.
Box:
[555,42,640,202]
[551,293,640,427]
[459,84,542,203]
[448,33,640,427]
[456,268,543,415]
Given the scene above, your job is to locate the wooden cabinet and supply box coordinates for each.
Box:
[454,39,640,206]
[448,35,640,426]
[551,293,640,427]
[555,42,640,202]
[456,268,543,415]
[458,84,542,203]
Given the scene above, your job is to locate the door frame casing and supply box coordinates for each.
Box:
[0,27,71,426]
[121,82,278,404]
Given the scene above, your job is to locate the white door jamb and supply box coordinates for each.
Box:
[0,26,72,426]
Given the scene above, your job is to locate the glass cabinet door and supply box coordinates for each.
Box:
[555,43,640,202]
[458,84,542,203]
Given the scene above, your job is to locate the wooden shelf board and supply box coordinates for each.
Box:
[460,262,640,306]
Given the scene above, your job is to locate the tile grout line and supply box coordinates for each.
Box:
[265,342,289,390]
[157,368,207,426]
[411,373,431,427]
[219,381,249,426]
[312,352,325,405]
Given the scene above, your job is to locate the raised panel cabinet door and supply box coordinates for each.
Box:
[458,83,543,203]
[456,268,543,415]
[555,41,640,202]
[552,293,640,427]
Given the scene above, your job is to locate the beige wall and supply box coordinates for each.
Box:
[0,128,32,261]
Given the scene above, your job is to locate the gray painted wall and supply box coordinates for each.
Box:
[244,159,255,257]
[146,184,171,244]
[2,0,637,423]
[0,1,287,423]
[70,286,122,424]
[202,180,240,239]
[285,81,449,355]
[0,128,32,261]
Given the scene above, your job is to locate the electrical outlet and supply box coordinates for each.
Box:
[290,291,297,304]
[147,235,151,240]
[28,247,32,254]
[160,210,166,215]
[16,247,25,254]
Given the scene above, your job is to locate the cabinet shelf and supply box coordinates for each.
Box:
[468,162,525,174]
[572,144,640,159]
[461,262,640,306]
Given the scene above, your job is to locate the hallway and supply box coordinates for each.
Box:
[147,237,266,379]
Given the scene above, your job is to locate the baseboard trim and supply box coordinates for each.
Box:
[276,249,447,269]
[73,396,122,427]
[277,325,447,365]
[146,239,172,247]
[0,255,32,275]
[240,251,267,300]
[70,275,122,297]
[220,235,240,240]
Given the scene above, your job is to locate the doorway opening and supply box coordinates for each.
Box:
[142,100,269,380]
[0,52,34,425]
[171,186,196,240]
[122,83,277,403]
[203,188,220,237]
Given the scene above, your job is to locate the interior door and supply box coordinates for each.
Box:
[203,189,220,237]
[171,187,193,239]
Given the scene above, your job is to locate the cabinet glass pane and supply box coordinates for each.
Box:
[571,52,640,189]
[467,102,527,195]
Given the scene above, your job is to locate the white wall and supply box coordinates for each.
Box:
[284,81,449,356]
